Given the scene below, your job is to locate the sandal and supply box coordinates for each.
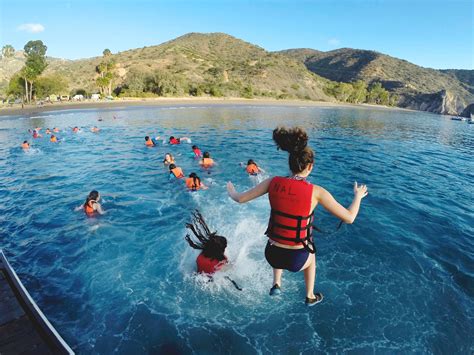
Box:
[269,284,281,296]
[305,292,323,306]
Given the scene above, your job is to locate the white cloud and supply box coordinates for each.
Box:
[328,38,341,46]
[17,23,45,33]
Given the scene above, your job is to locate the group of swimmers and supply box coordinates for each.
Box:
[22,122,368,306]
[146,135,263,192]
[21,126,100,149]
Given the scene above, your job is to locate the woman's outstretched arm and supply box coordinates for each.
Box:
[227,178,273,203]
[315,182,368,224]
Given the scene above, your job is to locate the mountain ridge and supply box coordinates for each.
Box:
[1,32,472,115]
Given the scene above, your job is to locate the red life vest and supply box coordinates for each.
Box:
[170,138,180,145]
[196,253,227,274]
[266,176,315,250]
[193,148,202,157]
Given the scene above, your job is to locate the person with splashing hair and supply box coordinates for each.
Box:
[185,210,228,274]
[227,126,368,306]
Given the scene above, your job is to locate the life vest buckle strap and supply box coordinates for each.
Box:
[270,209,313,220]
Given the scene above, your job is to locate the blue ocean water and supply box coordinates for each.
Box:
[0,104,473,354]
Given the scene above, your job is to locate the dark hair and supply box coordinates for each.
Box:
[273,126,314,174]
[203,151,210,158]
[247,159,256,166]
[188,172,201,190]
[84,190,99,208]
[185,210,227,261]
[145,136,150,140]
[169,136,175,140]
[169,163,176,170]
[23,140,28,144]
[192,145,198,150]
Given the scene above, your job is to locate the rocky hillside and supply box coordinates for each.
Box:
[2,33,472,115]
[1,33,333,102]
[279,48,474,115]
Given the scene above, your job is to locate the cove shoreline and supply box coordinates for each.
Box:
[0,97,413,117]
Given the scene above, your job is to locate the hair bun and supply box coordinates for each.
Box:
[272,127,308,153]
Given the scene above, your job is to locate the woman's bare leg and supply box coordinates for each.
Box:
[273,268,283,286]
[301,254,316,299]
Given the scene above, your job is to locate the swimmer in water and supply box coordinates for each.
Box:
[169,136,191,145]
[245,159,263,175]
[21,141,30,149]
[227,126,368,306]
[32,130,42,139]
[185,210,228,274]
[91,126,100,133]
[145,136,156,147]
[163,153,175,166]
[45,128,51,134]
[191,145,202,158]
[199,152,215,168]
[82,190,105,216]
[53,127,60,133]
[72,127,80,133]
[50,135,58,143]
[185,172,208,191]
[169,163,185,179]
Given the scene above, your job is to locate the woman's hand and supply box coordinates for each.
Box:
[354,181,368,200]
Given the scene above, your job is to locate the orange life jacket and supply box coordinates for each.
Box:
[246,163,259,175]
[50,136,57,143]
[84,200,96,215]
[21,142,29,149]
[266,177,315,252]
[202,158,214,167]
[185,177,201,190]
[171,167,184,178]
[145,139,154,146]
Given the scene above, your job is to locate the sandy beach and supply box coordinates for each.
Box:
[0,97,406,117]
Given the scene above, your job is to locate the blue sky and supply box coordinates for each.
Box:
[0,0,472,69]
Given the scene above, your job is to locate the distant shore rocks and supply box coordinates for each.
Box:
[461,103,474,118]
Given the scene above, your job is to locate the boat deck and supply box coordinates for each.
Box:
[0,251,73,354]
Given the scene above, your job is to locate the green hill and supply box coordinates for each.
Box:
[1,33,333,102]
[279,48,474,115]
[2,33,472,115]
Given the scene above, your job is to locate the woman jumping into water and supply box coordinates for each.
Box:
[227,126,368,306]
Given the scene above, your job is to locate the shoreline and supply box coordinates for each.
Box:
[0,97,411,117]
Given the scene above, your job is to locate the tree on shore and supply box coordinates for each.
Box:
[367,82,389,105]
[348,80,368,104]
[1,44,15,58]
[96,49,116,96]
[19,40,48,102]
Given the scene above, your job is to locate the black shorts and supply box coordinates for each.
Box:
[264,241,310,272]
